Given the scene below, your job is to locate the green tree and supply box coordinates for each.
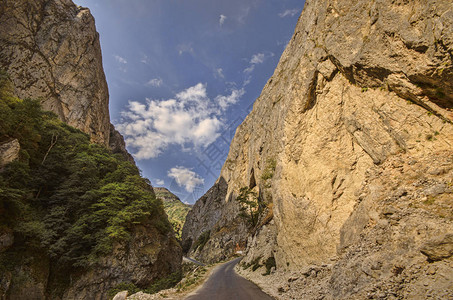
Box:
[235,187,263,228]
[0,77,172,271]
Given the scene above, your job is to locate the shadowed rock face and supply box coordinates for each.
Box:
[0,0,110,145]
[182,177,248,263]
[63,224,181,300]
[183,0,453,298]
[109,124,135,163]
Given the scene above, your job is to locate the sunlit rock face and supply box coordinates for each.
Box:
[0,1,183,299]
[0,0,110,145]
[183,0,453,298]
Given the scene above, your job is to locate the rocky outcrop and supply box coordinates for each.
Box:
[154,187,184,204]
[64,223,181,300]
[0,0,110,145]
[0,139,19,168]
[182,177,249,263]
[2,221,181,300]
[183,0,453,298]
[113,291,128,300]
[110,124,135,163]
[0,1,182,299]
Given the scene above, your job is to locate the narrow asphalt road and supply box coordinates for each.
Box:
[185,257,274,300]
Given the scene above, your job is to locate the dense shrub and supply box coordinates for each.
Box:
[263,256,276,275]
[235,187,264,228]
[146,272,182,294]
[193,230,210,251]
[0,75,170,269]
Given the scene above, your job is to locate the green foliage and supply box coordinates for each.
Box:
[241,256,262,271]
[146,272,182,294]
[155,189,191,241]
[193,230,210,251]
[262,257,276,276]
[235,187,264,228]
[261,158,276,181]
[176,266,206,292]
[252,264,261,271]
[251,256,262,272]
[0,78,170,271]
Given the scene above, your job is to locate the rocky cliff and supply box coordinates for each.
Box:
[0,0,110,145]
[0,1,182,299]
[183,0,453,298]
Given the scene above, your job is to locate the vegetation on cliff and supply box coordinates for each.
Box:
[235,187,264,228]
[0,72,171,276]
[154,187,191,240]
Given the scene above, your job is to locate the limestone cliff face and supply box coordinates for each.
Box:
[183,0,453,298]
[182,177,249,262]
[0,0,110,145]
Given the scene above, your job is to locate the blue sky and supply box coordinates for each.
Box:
[73,0,304,203]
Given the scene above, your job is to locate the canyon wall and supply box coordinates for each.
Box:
[183,0,453,298]
[0,1,181,299]
[0,0,110,145]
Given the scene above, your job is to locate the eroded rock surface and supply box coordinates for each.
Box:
[0,0,110,145]
[64,224,181,300]
[0,139,19,168]
[110,124,135,163]
[182,177,249,263]
[0,1,182,299]
[183,0,453,298]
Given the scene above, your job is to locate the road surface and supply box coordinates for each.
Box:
[185,257,274,300]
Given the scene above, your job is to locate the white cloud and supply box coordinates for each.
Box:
[250,53,265,64]
[141,54,150,64]
[243,65,256,74]
[114,55,127,64]
[177,43,194,56]
[168,166,204,193]
[237,6,251,24]
[215,88,245,110]
[155,179,165,186]
[176,83,207,102]
[278,9,300,18]
[215,68,225,79]
[219,14,227,26]
[244,52,273,74]
[242,52,275,86]
[117,83,244,159]
[146,78,163,87]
